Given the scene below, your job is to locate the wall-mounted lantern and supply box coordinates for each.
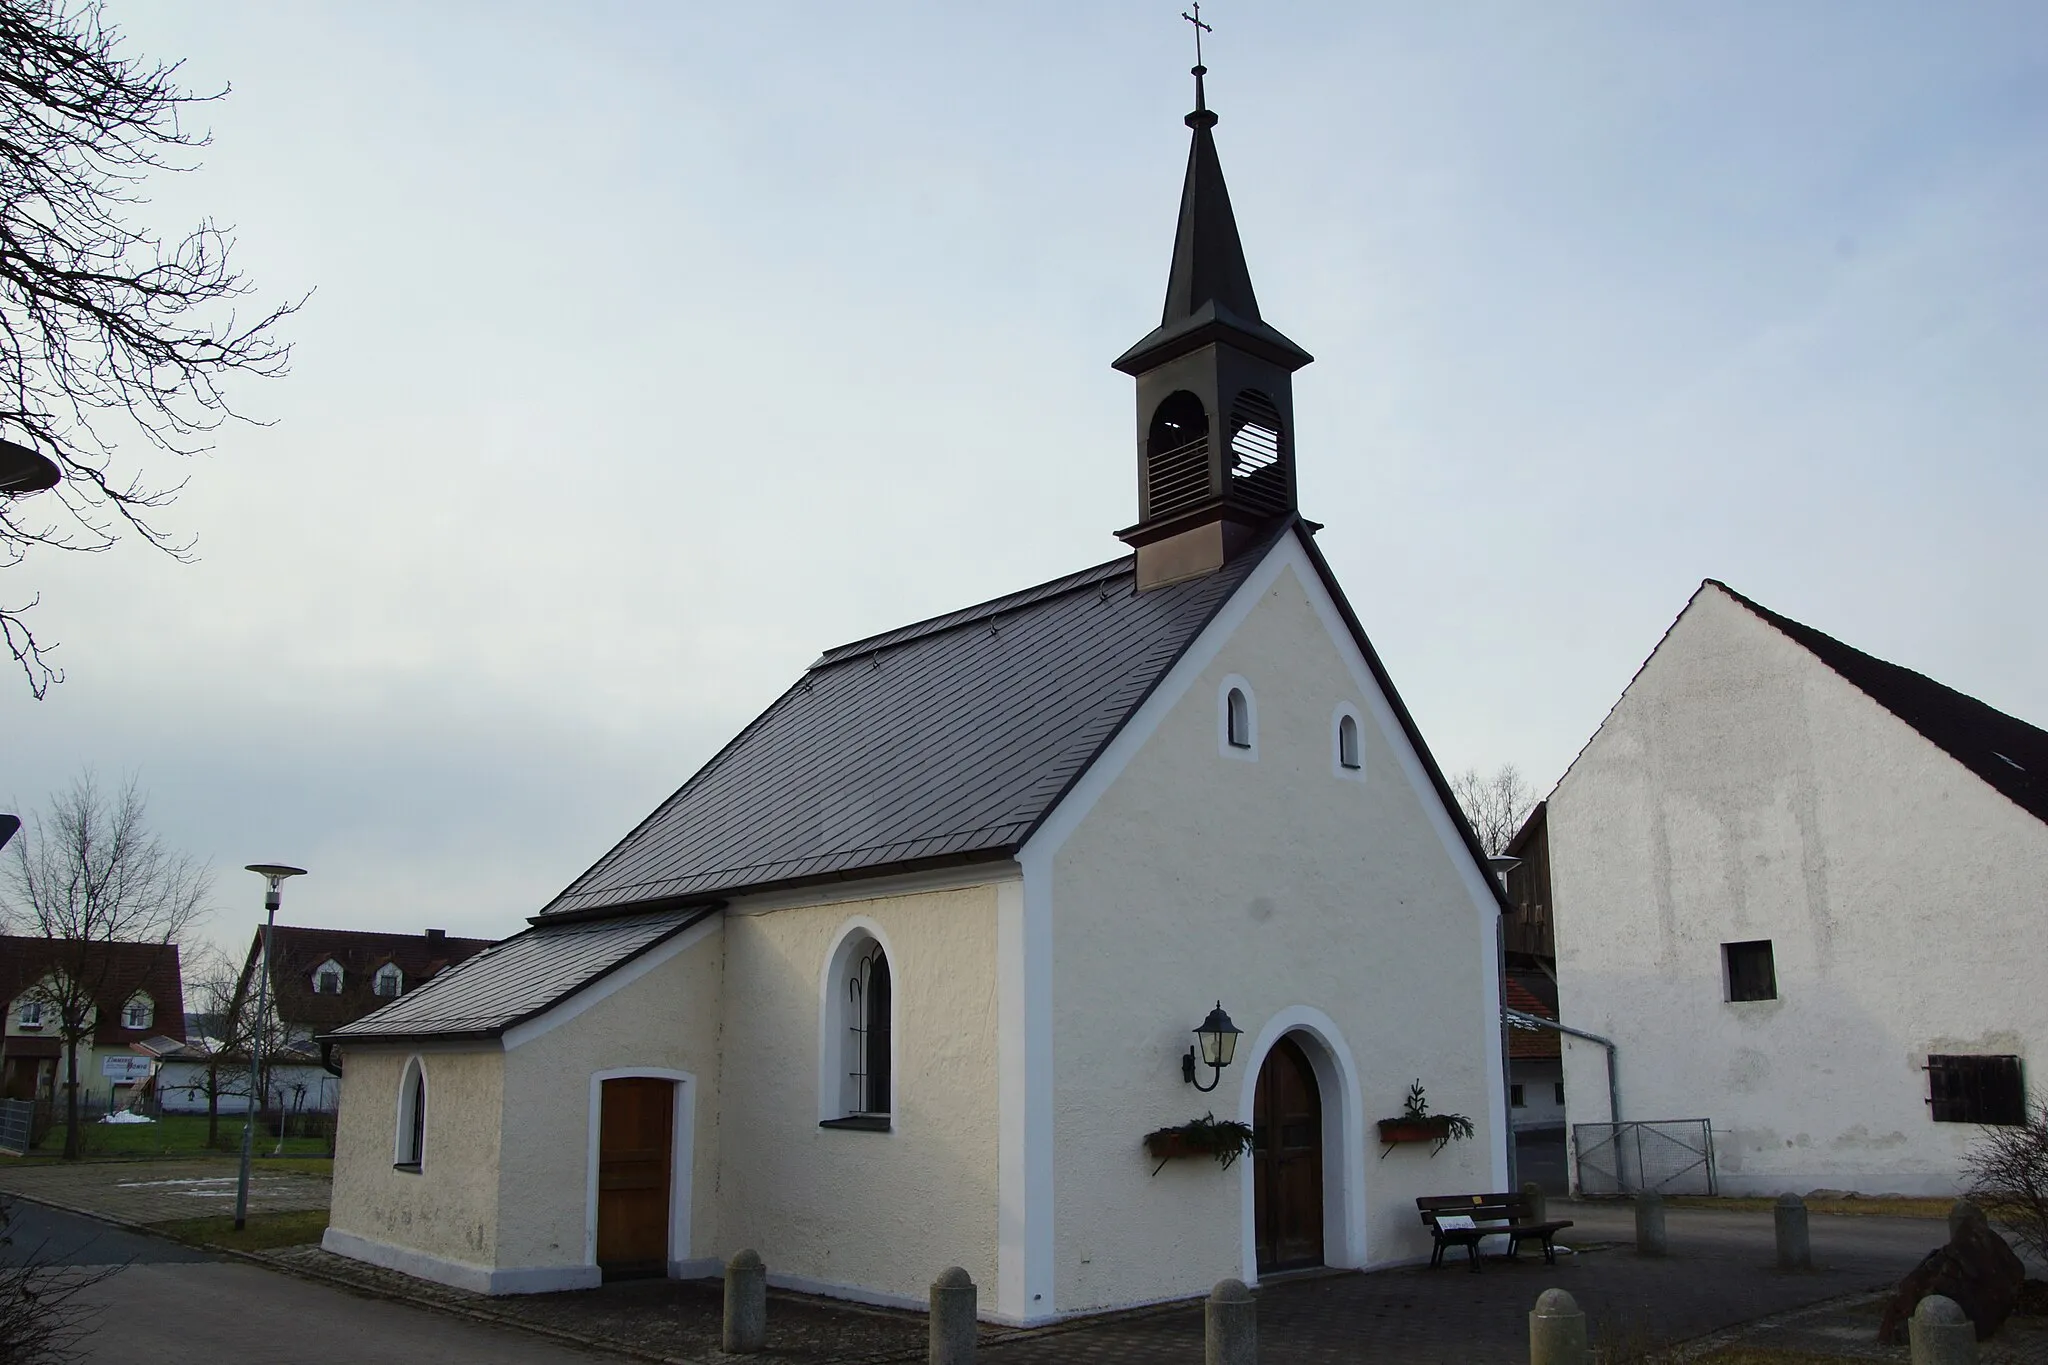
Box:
[1180,1001,1242,1092]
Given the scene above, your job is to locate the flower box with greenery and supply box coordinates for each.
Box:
[1377,1080,1476,1156]
[1143,1112,1258,1176]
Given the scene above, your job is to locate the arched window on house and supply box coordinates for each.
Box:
[122,994,153,1030]
[1227,688,1252,748]
[373,963,403,998]
[395,1056,427,1170]
[312,960,344,995]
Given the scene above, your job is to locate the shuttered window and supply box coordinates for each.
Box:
[1926,1055,2025,1125]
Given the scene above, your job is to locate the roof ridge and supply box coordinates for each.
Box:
[811,556,1132,669]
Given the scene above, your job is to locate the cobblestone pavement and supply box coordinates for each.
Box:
[0,1157,330,1223]
[256,1203,2035,1365]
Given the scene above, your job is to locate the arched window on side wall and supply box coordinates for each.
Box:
[1332,703,1366,781]
[847,941,892,1117]
[395,1056,427,1170]
[1338,715,1360,770]
[1227,688,1251,748]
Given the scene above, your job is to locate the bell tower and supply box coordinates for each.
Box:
[1114,58,1313,591]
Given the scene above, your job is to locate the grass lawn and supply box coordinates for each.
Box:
[27,1113,331,1160]
[1667,1193,1950,1219]
[152,1207,330,1252]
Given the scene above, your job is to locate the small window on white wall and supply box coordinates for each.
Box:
[394,1056,427,1170]
[1332,703,1365,781]
[1218,675,1256,759]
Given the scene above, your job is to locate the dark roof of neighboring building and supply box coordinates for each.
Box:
[541,524,1509,922]
[1711,581,2048,829]
[242,925,495,1035]
[0,935,186,1047]
[327,907,710,1042]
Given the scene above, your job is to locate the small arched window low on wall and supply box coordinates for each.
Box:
[394,1056,427,1171]
[820,924,894,1129]
[1332,703,1365,781]
[1219,675,1257,760]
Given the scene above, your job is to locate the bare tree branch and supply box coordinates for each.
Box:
[0,0,300,694]
[0,770,211,1158]
[1450,762,1535,858]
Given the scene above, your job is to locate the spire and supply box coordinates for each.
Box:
[1112,64,1311,376]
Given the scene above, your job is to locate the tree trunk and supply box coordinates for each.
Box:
[205,1060,219,1147]
[61,1038,81,1160]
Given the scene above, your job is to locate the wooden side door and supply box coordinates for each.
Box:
[1252,1035,1325,1272]
[596,1076,674,1274]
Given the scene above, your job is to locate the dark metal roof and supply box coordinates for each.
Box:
[538,545,1268,919]
[325,908,710,1042]
[1712,581,2048,828]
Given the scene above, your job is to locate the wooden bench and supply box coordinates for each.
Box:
[1416,1192,1573,1271]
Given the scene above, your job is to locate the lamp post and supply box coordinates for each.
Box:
[235,863,306,1232]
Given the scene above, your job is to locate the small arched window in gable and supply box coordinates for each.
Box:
[847,942,892,1117]
[1219,676,1256,758]
[373,963,404,998]
[312,960,344,995]
[395,1056,427,1170]
[122,994,153,1030]
[1333,703,1366,781]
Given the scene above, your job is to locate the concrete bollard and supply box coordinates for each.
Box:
[1521,1180,1548,1225]
[1774,1193,1812,1271]
[1529,1287,1591,1365]
[929,1266,977,1365]
[723,1248,767,1354]
[1634,1190,1667,1257]
[1205,1277,1257,1365]
[1909,1294,1977,1365]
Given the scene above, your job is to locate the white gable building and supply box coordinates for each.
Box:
[1546,580,2047,1197]
[323,71,1510,1322]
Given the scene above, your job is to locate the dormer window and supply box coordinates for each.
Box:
[16,999,42,1029]
[373,963,404,998]
[313,960,344,995]
[122,994,153,1030]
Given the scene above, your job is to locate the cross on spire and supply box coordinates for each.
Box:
[1182,3,1212,67]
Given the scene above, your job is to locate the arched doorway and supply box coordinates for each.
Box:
[1252,1034,1324,1272]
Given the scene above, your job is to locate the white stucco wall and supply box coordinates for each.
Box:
[495,919,725,1276]
[1551,585,2048,1196]
[328,1044,505,1267]
[1043,547,1506,1314]
[716,882,1003,1307]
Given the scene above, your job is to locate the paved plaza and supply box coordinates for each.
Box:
[6,1161,2046,1363]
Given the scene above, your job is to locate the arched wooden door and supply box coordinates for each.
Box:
[596,1076,674,1277]
[1253,1035,1324,1273]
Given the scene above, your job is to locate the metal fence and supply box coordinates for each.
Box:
[0,1099,31,1155]
[1573,1119,1717,1196]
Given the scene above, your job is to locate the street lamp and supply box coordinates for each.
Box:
[235,863,306,1232]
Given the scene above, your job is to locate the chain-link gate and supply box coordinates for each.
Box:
[1572,1119,1717,1196]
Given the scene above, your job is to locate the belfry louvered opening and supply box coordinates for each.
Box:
[1146,390,1212,520]
[1227,389,1291,516]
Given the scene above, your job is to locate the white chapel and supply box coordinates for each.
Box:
[323,61,1510,1324]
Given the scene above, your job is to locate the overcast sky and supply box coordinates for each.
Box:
[6,2,2045,959]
